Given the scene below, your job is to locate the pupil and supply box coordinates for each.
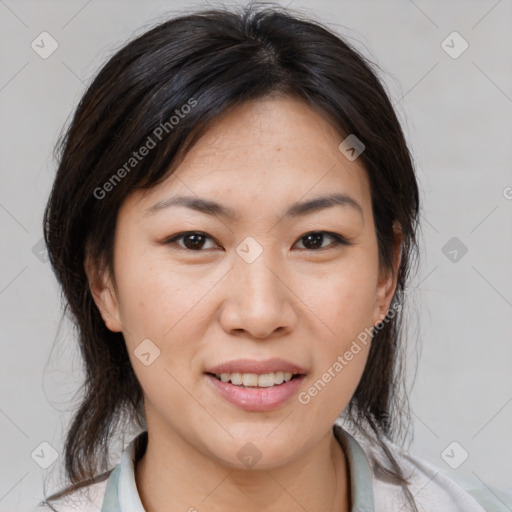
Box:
[303,232,323,249]
[185,234,204,250]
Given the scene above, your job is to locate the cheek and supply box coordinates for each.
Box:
[299,344,370,424]
[296,277,375,423]
[113,242,203,340]
[294,250,377,412]
[301,249,379,341]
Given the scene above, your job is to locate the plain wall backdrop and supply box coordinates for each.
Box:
[0,0,511,510]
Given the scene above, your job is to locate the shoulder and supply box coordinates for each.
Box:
[341,423,512,512]
[33,479,108,512]
[397,452,512,512]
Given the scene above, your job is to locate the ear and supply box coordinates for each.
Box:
[373,221,402,326]
[84,252,123,333]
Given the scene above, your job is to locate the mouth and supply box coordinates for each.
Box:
[204,369,307,412]
[203,358,308,411]
[205,371,305,388]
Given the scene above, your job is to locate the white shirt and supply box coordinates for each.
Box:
[36,419,512,511]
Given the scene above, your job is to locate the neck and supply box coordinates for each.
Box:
[135,425,350,512]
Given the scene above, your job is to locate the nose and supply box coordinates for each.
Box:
[218,249,298,339]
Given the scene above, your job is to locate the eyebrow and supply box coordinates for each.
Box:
[145,193,364,221]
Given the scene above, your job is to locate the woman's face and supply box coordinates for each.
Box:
[90,95,400,469]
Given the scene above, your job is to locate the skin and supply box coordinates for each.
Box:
[87,95,401,512]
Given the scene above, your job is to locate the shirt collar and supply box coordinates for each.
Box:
[333,423,375,512]
[101,424,375,512]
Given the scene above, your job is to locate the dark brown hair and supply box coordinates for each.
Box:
[41,2,420,509]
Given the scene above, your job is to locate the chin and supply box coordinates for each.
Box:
[204,435,303,471]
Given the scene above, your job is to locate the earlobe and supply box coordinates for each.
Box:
[84,255,123,332]
[95,285,123,332]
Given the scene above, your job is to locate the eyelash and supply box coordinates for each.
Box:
[162,231,352,252]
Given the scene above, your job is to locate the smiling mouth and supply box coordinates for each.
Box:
[206,371,304,388]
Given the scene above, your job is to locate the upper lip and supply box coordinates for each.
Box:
[205,358,307,375]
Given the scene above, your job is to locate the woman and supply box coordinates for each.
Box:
[38,3,511,511]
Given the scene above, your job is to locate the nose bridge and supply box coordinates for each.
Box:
[222,235,295,337]
[235,237,282,306]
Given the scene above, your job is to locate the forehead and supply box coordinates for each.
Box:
[129,96,371,217]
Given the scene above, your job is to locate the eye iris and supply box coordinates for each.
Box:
[303,232,324,250]
[184,233,206,250]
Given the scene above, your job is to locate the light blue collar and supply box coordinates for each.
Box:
[101,424,375,511]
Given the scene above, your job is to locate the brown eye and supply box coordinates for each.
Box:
[294,231,350,250]
[164,232,219,251]
[163,230,350,252]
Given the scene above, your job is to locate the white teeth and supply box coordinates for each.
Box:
[273,371,284,385]
[242,373,259,387]
[215,371,296,387]
[230,372,243,385]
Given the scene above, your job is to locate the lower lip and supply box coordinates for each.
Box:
[205,374,306,412]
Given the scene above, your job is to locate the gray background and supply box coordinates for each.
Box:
[0,0,511,510]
